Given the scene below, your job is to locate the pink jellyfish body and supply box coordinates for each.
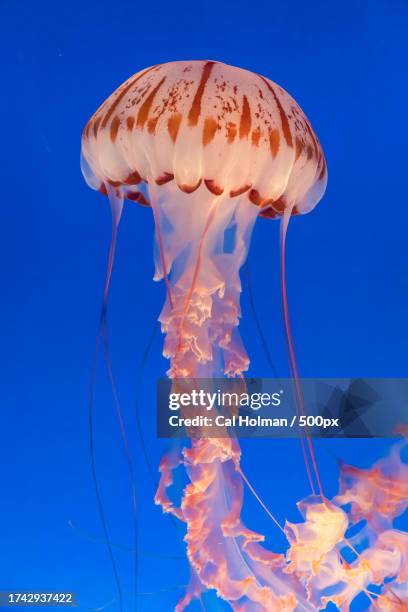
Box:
[81,61,407,611]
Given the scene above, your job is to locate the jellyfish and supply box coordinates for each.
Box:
[81,60,407,611]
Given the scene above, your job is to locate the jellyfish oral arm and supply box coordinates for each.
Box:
[153,182,257,379]
[150,183,313,610]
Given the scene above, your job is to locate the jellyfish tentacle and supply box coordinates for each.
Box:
[236,465,285,534]
[280,206,324,498]
[88,324,123,612]
[134,320,160,484]
[103,184,123,303]
[89,185,141,611]
[102,320,139,611]
[104,184,144,611]
[150,195,174,309]
[280,210,316,495]
[87,184,125,611]
[244,262,280,380]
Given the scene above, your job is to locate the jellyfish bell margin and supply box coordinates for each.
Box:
[81,60,407,611]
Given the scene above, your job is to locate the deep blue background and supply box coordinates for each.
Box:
[1,0,407,610]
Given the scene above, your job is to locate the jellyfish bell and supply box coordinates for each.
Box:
[81,59,326,216]
[81,60,327,610]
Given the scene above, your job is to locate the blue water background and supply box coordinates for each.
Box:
[1,0,408,609]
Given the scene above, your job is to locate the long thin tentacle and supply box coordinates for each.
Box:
[244,262,280,379]
[102,319,139,610]
[88,185,124,611]
[280,207,324,498]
